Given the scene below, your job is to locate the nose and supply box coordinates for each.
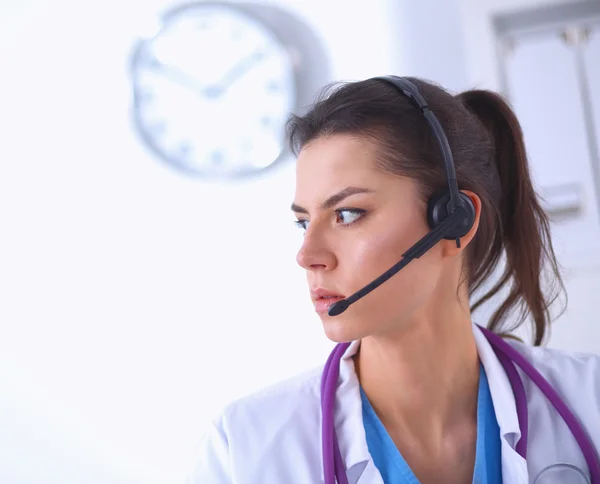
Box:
[296,229,337,271]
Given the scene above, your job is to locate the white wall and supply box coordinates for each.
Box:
[458,0,600,350]
[0,0,597,483]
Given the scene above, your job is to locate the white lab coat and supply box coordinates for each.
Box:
[187,324,600,483]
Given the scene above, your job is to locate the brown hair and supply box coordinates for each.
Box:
[286,77,566,345]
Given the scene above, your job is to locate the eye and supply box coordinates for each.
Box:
[335,208,365,225]
[294,219,309,231]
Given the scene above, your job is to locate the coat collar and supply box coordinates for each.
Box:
[472,324,528,482]
[472,323,521,442]
[320,323,529,483]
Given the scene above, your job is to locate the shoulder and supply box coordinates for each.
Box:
[508,338,600,427]
[505,339,600,469]
[508,338,600,387]
[186,366,324,484]
[219,365,323,427]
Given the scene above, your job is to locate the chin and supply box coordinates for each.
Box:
[320,314,368,343]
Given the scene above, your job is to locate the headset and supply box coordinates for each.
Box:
[328,76,477,317]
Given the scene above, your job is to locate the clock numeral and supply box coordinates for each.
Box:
[231,27,243,41]
[144,55,162,69]
[266,80,279,92]
[211,150,224,164]
[178,142,192,160]
[149,121,167,136]
[240,138,253,150]
[137,89,154,104]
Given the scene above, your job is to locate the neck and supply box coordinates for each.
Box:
[356,304,480,450]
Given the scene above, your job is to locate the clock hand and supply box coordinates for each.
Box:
[203,49,266,98]
[145,56,207,97]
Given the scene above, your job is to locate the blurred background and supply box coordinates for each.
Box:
[1,0,599,482]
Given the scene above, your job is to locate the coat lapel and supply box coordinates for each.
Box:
[473,324,529,483]
[320,341,383,484]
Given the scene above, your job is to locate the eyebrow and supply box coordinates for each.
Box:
[291,186,374,214]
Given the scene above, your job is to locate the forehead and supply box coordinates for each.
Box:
[295,135,382,190]
[293,134,422,212]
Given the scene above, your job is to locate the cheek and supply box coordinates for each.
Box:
[350,212,427,276]
[347,218,441,304]
[352,232,403,272]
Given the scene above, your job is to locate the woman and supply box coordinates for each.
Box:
[188,76,600,483]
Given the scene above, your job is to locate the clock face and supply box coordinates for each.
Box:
[130,3,297,178]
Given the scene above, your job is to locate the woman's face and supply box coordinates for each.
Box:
[292,134,457,342]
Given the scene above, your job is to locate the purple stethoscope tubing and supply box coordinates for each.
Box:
[321,342,350,484]
[480,326,600,481]
[321,326,600,484]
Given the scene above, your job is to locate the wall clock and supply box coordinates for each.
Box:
[129,2,325,179]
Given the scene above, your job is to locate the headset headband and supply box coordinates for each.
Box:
[372,76,462,214]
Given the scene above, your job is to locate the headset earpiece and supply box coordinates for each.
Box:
[427,191,476,240]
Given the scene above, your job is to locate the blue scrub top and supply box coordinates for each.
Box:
[360,364,502,483]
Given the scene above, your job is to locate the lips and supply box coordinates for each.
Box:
[311,288,345,314]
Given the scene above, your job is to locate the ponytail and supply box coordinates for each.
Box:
[458,89,566,345]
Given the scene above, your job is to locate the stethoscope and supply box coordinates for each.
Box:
[320,325,600,484]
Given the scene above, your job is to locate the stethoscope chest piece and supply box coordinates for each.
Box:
[533,463,590,484]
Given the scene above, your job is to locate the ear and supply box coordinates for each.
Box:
[441,190,482,257]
